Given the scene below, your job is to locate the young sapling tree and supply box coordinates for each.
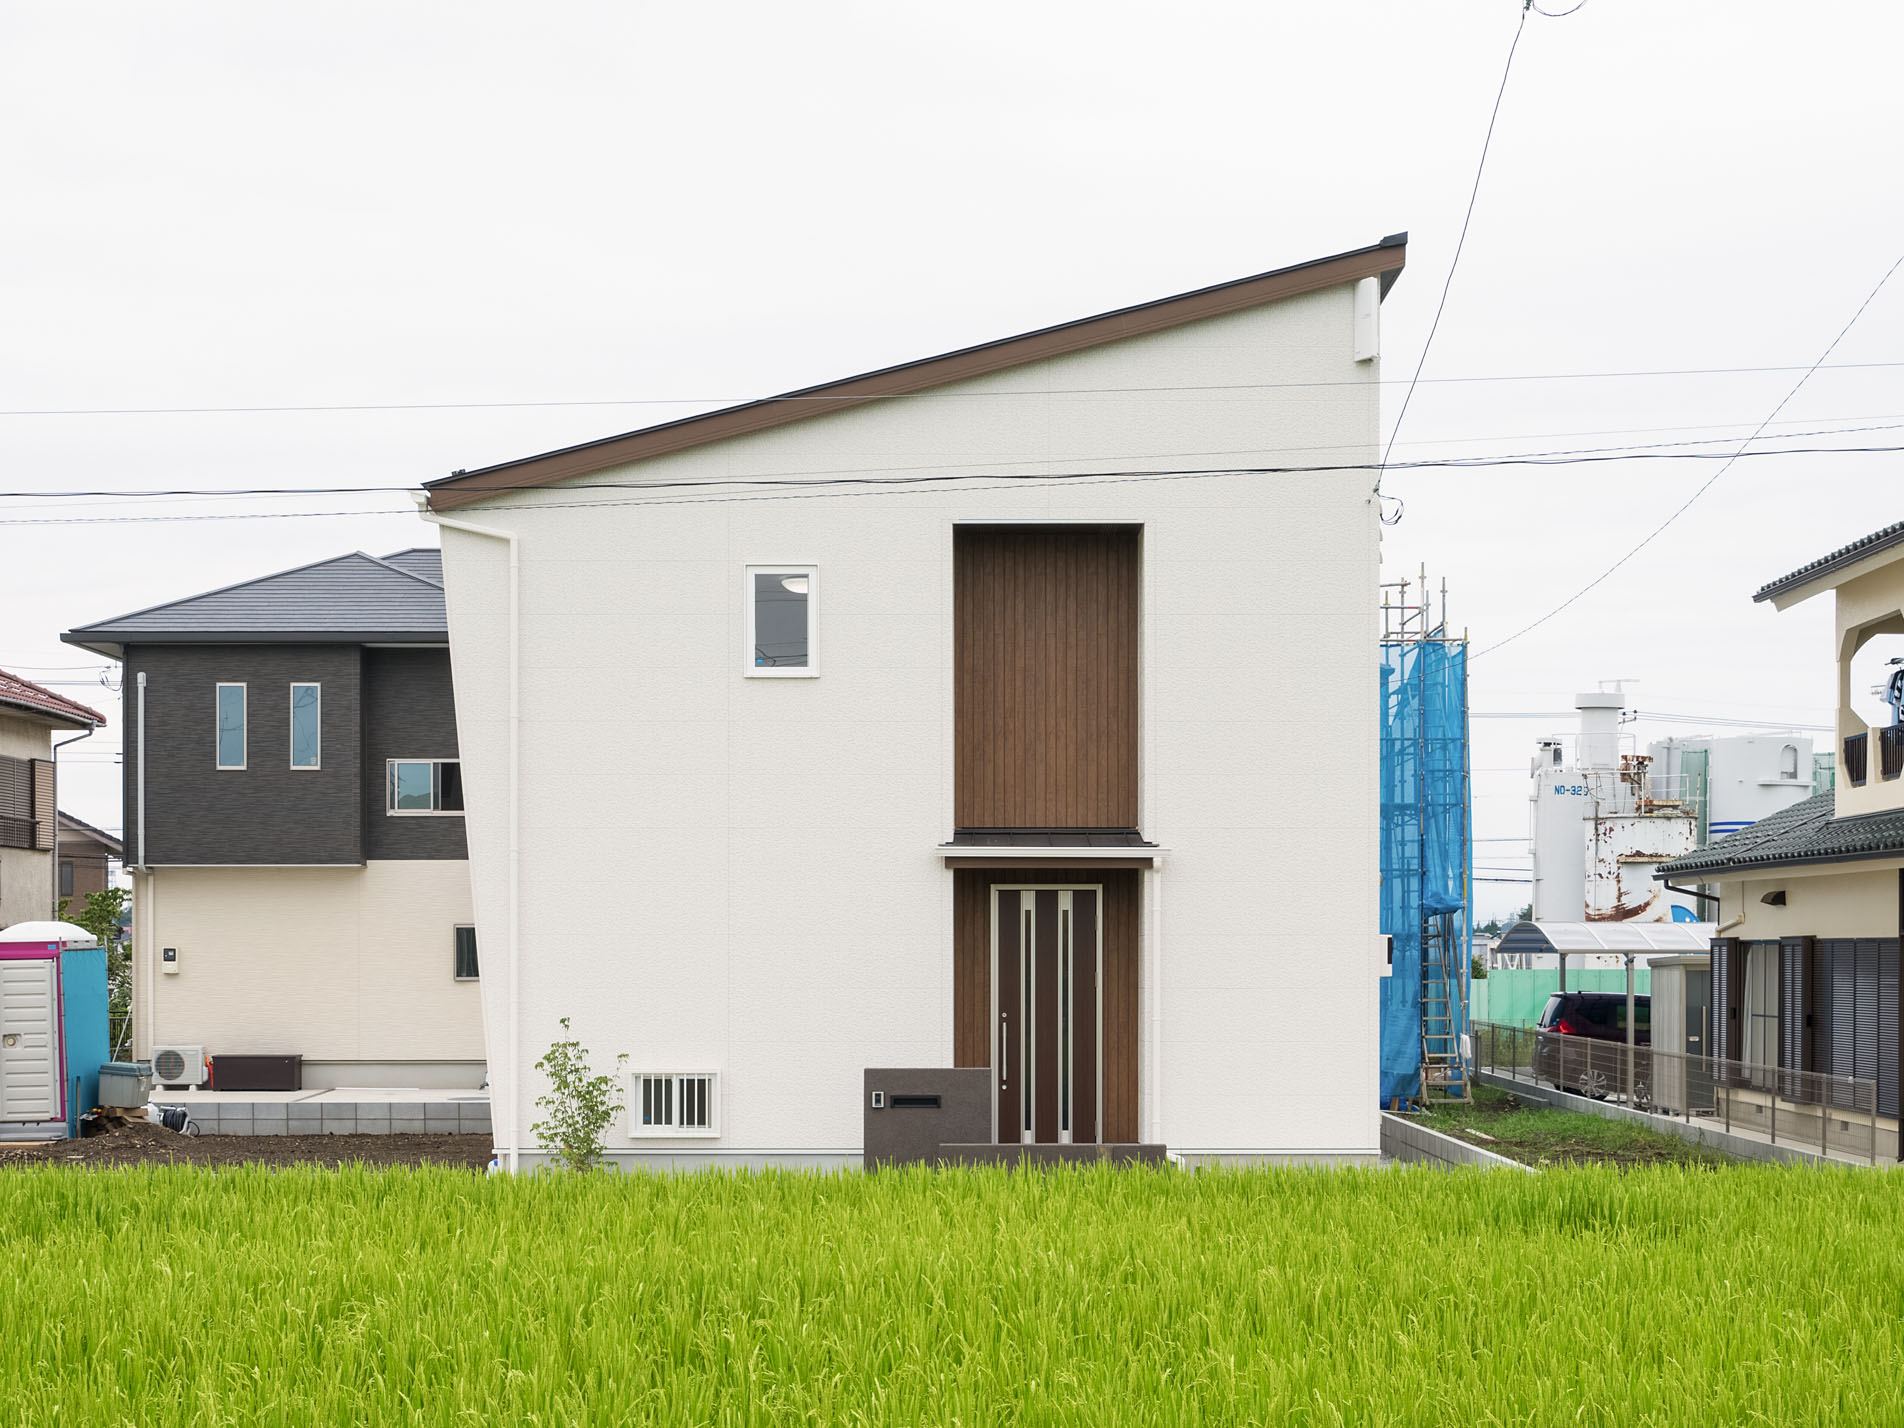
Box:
[531,1018,628,1172]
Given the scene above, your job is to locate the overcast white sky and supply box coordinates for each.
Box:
[5,2,1901,919]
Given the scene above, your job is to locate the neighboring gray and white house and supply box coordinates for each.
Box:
[0,668,106,929]
[424,236,1407,1169]
[63,551,483,1090]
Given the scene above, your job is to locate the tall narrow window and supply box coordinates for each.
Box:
[59,860,74,897]
[216,683,246,769]
[290,683,321,769]
[453,925,479,980]
[1744,941,1779,1070]
[746,565,817,676]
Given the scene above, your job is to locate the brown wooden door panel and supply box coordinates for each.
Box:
[1033,890,1061,1142]
[955,869,1138,1144]
[995,890,1022,1145]
[955,526,1139,828]
[1073,889,1099,1145]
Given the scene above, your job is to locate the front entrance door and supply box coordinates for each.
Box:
[994,886,1101,1144]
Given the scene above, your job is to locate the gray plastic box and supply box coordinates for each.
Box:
[98,1061,154,1109]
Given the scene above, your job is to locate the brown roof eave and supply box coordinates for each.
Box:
[425,235,1407,513]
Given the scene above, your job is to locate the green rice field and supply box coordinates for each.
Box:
[3,1163,1900,1425]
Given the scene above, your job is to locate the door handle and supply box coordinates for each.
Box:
[999,1014,1008,1088]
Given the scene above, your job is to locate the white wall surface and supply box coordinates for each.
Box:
[135,861,481,1086]
[438,279,1383,1163]
[1724,865,1903,941]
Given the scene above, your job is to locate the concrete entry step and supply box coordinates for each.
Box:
[936,1142,1167,1167]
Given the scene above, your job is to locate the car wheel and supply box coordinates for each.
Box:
[1577,1068,1610,1100]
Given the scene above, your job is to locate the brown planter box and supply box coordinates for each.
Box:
[209,1054,302,1092]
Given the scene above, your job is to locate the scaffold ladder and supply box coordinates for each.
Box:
[1420,912,1471,1102]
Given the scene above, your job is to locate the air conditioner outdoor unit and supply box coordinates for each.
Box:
[151,1044,208,1089]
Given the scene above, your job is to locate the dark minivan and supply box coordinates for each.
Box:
[1534,991,1651,1101]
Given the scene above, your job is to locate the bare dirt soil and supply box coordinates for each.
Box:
[0,1118,493,1170]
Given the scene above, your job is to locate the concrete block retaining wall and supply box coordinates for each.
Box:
[168,1099,493,1137]
[1475,1071,1893,1169]
[1380,1112,1535,1172]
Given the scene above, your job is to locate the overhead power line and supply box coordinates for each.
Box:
[6,414,1899,520]
[0,440,1900,526]
[1476,247,1904,658]
[1378,1,1529,499]
[1,432,1899,505]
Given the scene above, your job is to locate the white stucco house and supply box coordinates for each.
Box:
[424,234,1406,1169]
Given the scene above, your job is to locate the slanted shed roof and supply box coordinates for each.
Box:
[424,234,1408,512]
[1655,791,1904,878]
[1495,921,1718,958]
[63,551,449,659]
[0,668,106,729]
[1754,519,1904,605]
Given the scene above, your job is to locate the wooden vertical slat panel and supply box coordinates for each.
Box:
[952,872,990,1067]
[954,526,1139,828]
[1100,870,1140,1143]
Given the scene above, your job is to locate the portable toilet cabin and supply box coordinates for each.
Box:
[0,921,109,1139]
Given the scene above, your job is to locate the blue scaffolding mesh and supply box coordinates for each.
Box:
[1379,637,1472,1105]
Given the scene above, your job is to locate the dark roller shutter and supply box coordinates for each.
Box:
[1810,940,1835,1078]
[1711,938,1735,1066]
[1780,937,1810,1101]
[1855,940,1880,1088]
[1831,940,1858,1084]
[1880,939,1900,1121]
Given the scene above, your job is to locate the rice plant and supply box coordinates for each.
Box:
[1,1163,1899,1425]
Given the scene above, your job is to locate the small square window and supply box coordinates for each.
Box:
[630,1072,720,1137]
[745,566,817,677]
[216,684,246,769]
[387,759,464,814]
[453,925,479,980]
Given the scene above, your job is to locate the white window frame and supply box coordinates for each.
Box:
[453,924,479,982]
[628,1071,721,1138]
[385,758,464,817]
[743,564,819,678]
[289,682,321,770]
[215,682,247,770]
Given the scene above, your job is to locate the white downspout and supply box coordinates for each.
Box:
[137,671,146,873]
[417,498,521,1173]
[137,670,152,1060]
[49,724,97,912]
[1149,861,1163,1151]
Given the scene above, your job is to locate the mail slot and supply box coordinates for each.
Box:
[862,1068,991,1169]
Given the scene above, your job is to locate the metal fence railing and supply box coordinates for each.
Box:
[1473,1020,1886,1165]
